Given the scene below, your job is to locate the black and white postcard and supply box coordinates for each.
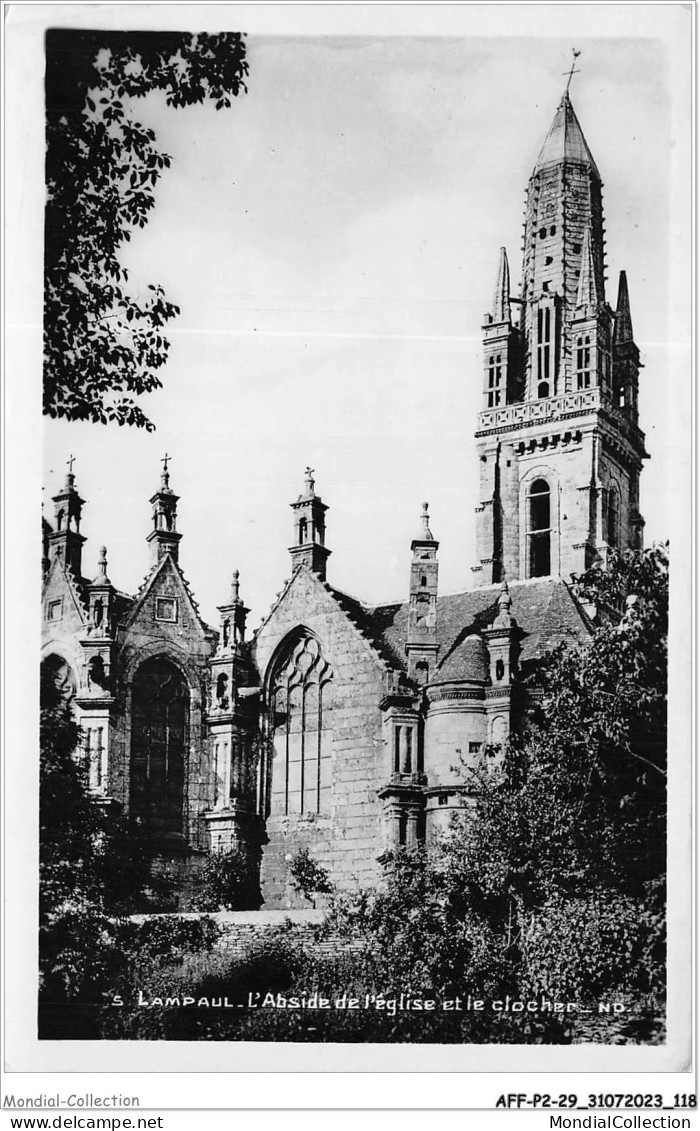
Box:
[3,0,694,1101]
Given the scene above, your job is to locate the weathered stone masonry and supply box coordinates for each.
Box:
[42,84,647,909]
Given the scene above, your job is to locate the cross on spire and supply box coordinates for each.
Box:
[67,454,76,474]
[162,453,170,473]
[564,48,581,93]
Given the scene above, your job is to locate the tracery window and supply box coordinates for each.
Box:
[268,635,333,816]
[130,657,188,834]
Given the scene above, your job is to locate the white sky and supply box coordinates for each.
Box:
[9,6,692,630]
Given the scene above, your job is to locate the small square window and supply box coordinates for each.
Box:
[155,597,178,622]
[469,741,482,753]
[438,794,449,806]
[46,599,63,622]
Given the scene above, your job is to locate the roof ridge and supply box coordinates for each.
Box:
[325,583,400,673]
[252,573,296,640]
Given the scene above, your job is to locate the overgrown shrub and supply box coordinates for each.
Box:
[289,848,333,906]
[187,846,262,911]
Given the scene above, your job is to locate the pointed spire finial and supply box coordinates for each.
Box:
[575,226,599,309]
[161,452,171,489]
[494,574,514,627]
[614,270,634,344]
[563,48,581,95]
[92,544,112,586]
[492,247,511,323]
[231,568,240,603]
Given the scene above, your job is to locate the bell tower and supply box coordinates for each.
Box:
[473,65,647,585]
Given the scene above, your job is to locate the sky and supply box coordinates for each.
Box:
[8,6,692,630]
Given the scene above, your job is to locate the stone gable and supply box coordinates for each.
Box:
[119,554,213,664]
[252,566,391,907]
[41,559,88,673]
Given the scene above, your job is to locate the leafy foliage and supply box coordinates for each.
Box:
[39,665,167,920]
[39,666,102,918]
[44,29,248,429]
[188,845,262,911]
[39,549,668,1044]
[315,547,669,1042]
[289,848,333,905]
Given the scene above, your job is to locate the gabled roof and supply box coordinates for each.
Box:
[366,578,592,681]
[253,566,402,678]
[535,92,600,178]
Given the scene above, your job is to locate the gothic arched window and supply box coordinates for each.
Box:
[129,657,188,834]
[607,484,620,549]
[267,635,333,817]
[527,478,551,577]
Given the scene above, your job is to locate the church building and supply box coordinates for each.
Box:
[41,84,647,908]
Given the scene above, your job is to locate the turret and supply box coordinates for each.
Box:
[146,454,182,564]
[47,456,86,578]
[206,570,260,855]
[405,503,439,684]
[289,468,331,580]
[570,225,614,396]
[212,569,251,710]
[612,270,641,422]
[481,248,522,408]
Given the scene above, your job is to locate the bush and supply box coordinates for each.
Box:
[289,848,333,906]
[188,846,261,911]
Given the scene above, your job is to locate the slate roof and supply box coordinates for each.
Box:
[363,578,592,682]
[535,91,600,178]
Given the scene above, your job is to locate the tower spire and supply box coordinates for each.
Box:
[474,72,647,585]
[613,270,634,345]
[492,247,511,324]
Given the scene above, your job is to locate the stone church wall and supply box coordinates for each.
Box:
[253,570,390,908]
